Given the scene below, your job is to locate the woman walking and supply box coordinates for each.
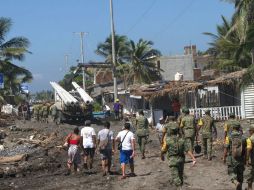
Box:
[65,127,81,175]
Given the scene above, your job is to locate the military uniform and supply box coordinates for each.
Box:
[166,125,189,188]
[246,126,254,187]
[50,104,57,122]
[224,119,238,138]
[42,105,49,123]
[33,105,40,121]
[38,105,43,122]
[181,115,196,152]
[225,123,246,187]
[161,121,178,153]
[136,115,149,157]
[199,114,216,159]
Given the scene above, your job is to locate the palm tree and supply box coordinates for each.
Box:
[96,34,130,65]
[124,39,162,84]
[204,15,253,72]
[0,17,30,62]
[0,17,31,95]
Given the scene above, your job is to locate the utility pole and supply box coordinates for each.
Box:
[65,54,68,72]
[74,32,88,90]
[110,0,118,101]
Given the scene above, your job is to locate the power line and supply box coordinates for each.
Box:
[153,0,197,40]
[126,0,158,35]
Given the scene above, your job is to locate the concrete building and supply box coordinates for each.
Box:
[158,45,216,81]
[159,54,196,81]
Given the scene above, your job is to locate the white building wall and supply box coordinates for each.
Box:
[159,55,194,81]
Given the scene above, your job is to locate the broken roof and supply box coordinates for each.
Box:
[130,69,247,100]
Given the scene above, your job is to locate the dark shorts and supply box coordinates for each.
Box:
[83,148,95,158]
[100,149,112,160]
[120,150,134,164]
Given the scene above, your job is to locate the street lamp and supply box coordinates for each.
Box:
[109,0,118,101]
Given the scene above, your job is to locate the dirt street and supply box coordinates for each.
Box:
[0,119,248,190]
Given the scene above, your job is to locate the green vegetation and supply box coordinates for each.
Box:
[0,17,32,103]
[205,0,254,85]
[96,35,162,85]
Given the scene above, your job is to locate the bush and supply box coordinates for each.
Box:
[93,102,102,112]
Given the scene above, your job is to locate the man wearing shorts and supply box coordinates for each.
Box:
[81,120,96,170]
[97,121,115,176]
[116,122,136,179]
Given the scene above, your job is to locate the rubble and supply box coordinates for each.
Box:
[0,113,15,127]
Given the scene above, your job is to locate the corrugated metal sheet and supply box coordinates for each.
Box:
[243,84,254,119]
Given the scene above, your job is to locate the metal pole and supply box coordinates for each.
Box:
[80,32,86,90]
[65,54,68,72]
[74,32,87,90]
[110,0,118,101]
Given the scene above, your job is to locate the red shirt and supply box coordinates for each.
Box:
[172,101,181,112]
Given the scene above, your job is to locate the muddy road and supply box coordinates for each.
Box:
[0,119,246,190]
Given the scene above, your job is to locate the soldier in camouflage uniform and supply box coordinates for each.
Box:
[42,104,49,123]
[224,122,246,190]
[161,116,178,161]
[50,104,58,122]
[198,110,217,160]
[33,105,40,122]
[180,108,196,153]
[136,110,149,159]
[246,125,254,190]
[224,113,243,140]
[38,104,44,122]
[130,113,137,132]
[163,122,196,190]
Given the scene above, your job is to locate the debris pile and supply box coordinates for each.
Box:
[0,113,15,127]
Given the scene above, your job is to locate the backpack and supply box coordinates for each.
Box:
[231,133,243,159]
[167,136,184,157]
[136,116,148,136]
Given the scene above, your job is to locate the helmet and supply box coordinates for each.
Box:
[229,112,235,118]
[232,121,241,129]
[182,107,189,114]
[116,99,119,102]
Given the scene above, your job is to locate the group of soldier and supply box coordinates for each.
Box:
[129,108,254,190]
[32,103,57,123]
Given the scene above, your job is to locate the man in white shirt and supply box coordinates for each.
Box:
[116,122,136,179]
[97,121,115,176]
[156,117,165,144]
[80,120,96,170]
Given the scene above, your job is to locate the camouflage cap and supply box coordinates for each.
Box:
[229,112,235,117]
[182,107,189,114]
[232,121,241,129]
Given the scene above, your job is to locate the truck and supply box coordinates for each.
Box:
[50,82,84,124]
